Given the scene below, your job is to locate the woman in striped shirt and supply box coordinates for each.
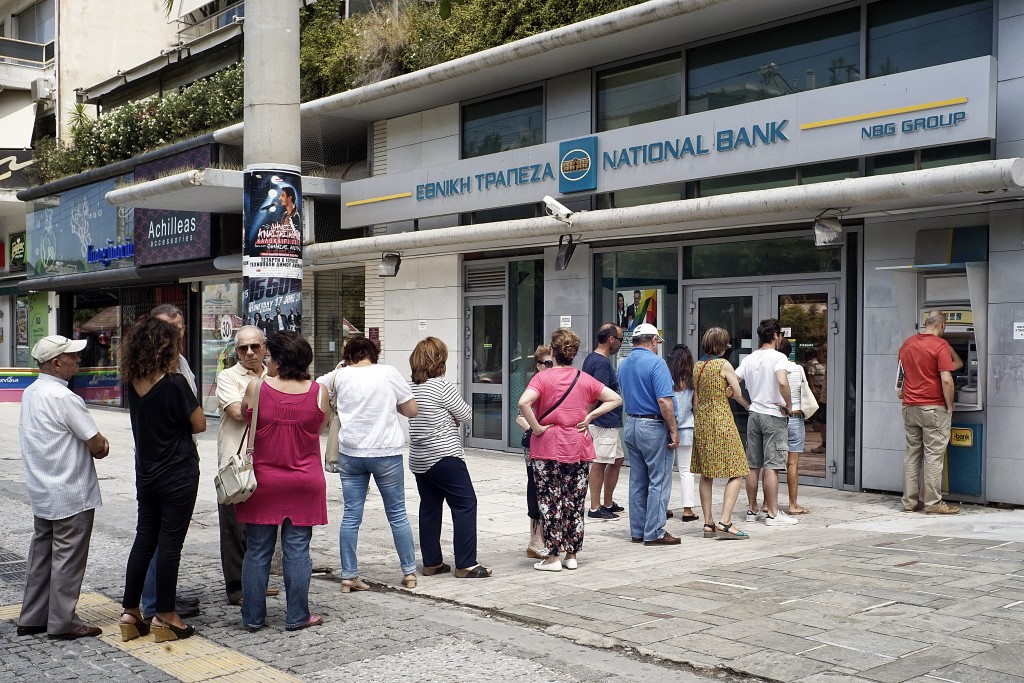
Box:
[408,337,492,579]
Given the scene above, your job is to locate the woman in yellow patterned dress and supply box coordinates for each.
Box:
[692,327,751,540]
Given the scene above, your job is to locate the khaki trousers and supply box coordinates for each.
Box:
[902,405,951,509]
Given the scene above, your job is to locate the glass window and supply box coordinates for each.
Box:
[684,236,841,279]
[462,88,543,159]
[868,0,992,78]
[920,140,992,169]
[200,280,245,415]
[594,248,679,354]
[597,55,682,132]
[16,0,54,43]
[800,159,859,184]
[608,183,686,208]
[508,259,544,448]
[699,168,795,197]
[867,150,916,175]
[687,9,859,113]
[70,290,121,407]
[313,266,365,377]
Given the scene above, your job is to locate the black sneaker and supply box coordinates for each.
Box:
[608,501,624,513]
[600,506,622,519]
[587,508,618,519]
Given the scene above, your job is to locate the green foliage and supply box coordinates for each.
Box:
[32,63,244,183]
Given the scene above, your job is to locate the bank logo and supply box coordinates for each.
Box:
[558,137,598,194]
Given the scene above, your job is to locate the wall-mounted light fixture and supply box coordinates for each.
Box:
[555,234,577,271]
[812,209,846,247]
[379,252,402,277]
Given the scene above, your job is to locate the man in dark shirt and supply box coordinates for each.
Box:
[582,324,625,519]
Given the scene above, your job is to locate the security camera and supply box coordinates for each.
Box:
[543,195,574,224]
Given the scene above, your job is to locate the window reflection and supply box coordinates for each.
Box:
[687,10,859,113]
[462,89,543,159]
[597,55,682,132]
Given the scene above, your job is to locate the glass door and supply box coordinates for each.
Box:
[685,287,761,439]
[773,283,838,487]
[464,297,506,450]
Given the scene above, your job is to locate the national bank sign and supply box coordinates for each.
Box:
[340,57,994,229]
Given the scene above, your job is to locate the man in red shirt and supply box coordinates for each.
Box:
[897,311,963,514]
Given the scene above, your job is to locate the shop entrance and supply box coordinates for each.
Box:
[684,280,839,488]
[464,297,507,450]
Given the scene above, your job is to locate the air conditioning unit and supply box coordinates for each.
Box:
[30,78,54,103]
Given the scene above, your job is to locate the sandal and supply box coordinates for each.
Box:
[703,523,717,539]
[119,612,150,642]
[715,522,750,540]
[402,574,417,589]
[422,563,451,576]
[789,506,810,515]
[150,616,195,642]
[341,577,370,593]
[286,614,323,632]
[454,565,493,578]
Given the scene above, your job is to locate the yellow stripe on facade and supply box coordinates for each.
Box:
[345,191,413,207]
[800,97,969,130]
[1,593,301,683]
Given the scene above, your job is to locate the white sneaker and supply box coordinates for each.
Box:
[745,510,759,523]
[765,510,799,526]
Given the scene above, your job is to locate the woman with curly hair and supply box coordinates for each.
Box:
[518,328,622,572]
[118,316,206,642]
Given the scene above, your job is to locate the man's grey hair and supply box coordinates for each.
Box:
[925,310,946,327]
[235,325,266,343]
[151,303,183,319]
[634,334,657,345]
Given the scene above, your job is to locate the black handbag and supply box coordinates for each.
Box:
[521,370,581,449]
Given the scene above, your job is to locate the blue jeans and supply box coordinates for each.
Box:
[624,417,672,542]
[338,454,417,578]
[140,553,158,617]
[241,519,312,630]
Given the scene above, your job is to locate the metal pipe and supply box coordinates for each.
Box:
[304,158,1024,264]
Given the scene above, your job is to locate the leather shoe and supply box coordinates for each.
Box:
[177,595,199,608]
[16,624,45,636]
[48,625,101,640]
[630,537,643,543]
[644,532,681,546]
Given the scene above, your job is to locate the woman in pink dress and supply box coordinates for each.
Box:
[237,331,329,632]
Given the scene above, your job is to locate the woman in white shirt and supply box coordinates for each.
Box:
[318,337,419,591]
[668,344,698,522]
[778,339,809,515]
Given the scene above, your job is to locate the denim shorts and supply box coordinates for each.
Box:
[787,417,805,453]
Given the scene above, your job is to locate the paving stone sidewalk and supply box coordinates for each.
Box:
[3,404,1024,682]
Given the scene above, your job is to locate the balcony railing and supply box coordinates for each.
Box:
[0,36,54,68]
[177,2,244,43]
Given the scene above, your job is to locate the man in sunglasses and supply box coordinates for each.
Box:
[215,325,268,604]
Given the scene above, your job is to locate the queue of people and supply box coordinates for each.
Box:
[15,316,838,641]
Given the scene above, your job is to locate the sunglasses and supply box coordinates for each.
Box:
[237,343,263,354]
[538,360,554,368]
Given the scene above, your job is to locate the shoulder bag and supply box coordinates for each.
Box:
[799,366,819,421]
[324,363,343,473]
[215,378,261,505]
[521,370,581,449]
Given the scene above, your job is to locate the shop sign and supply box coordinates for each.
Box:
[28,292,47,349]
[342,57,994,229]
[25,175,134,277]
[9,232,26,272]
[0,150,34,189]
[134,146,213,265]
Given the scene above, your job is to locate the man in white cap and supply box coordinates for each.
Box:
[17,336,109,639]
[617,324,680,546]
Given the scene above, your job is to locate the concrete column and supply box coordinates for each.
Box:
[243,0,301,170]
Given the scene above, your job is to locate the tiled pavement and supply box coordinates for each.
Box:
[3,403,1024,682]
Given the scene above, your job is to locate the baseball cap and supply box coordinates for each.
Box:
[32,335,87,363]
[631,323,663,341]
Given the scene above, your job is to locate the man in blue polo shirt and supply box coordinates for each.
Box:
[618,324,680,545]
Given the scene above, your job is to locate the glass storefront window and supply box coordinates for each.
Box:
[508,259,544,448]
[15,295,30,367]
[594,247,679,353]
[70,290,121,407]
[687,9,859,113]
[597,54,682,132]
[462,88,543,159]
[200,280,244,415]
[867,0,992,78]
[313,266,366,376]
[684,236,841,279]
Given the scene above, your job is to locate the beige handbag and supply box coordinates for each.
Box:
[799,367,819,421]
[215,378,261,505]
[323,363,343,473]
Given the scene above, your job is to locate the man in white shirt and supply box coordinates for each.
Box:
[735,318,797,527]
[17,336,109,640]
[216,325,268,604]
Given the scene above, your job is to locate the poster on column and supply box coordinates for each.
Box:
[616,286,664,358]
[242,169,303,335]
